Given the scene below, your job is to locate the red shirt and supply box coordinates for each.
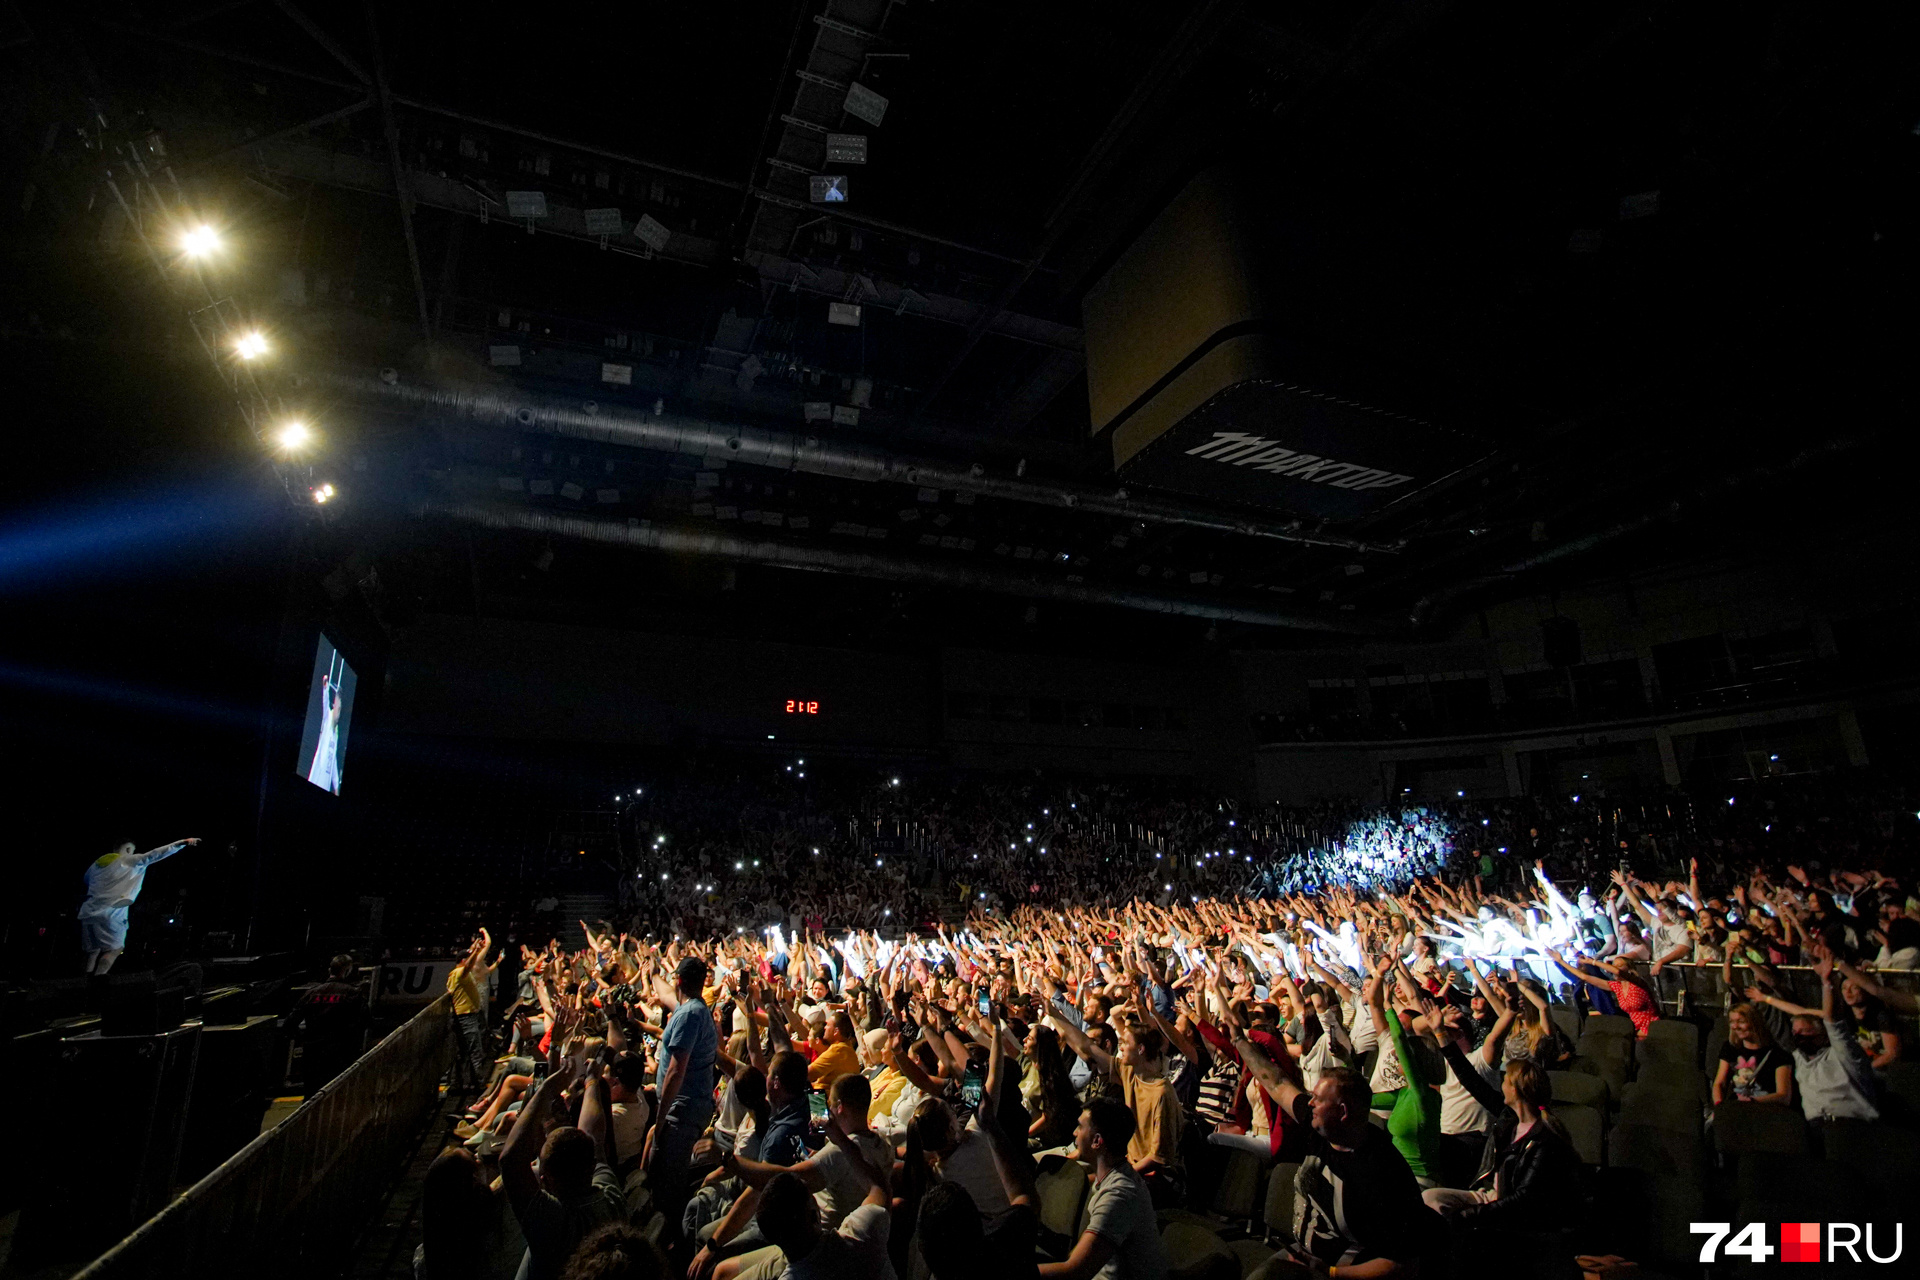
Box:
[1609,979,1660,1038]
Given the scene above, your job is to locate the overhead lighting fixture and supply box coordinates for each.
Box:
[276,421,312,450]
[179,224,221,258]
[843,82,889,126]
[825,133,868,164]
[504,191,549,220]
[809,175,849,204]
[233,330,269,360]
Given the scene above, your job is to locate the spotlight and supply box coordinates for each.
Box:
[276,420,312,451]
[233,331,269,360]
[180,224,221,258]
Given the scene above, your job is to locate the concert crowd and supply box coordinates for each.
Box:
[424,771,1920,1280]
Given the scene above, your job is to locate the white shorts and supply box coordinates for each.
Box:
[79,908,128,952]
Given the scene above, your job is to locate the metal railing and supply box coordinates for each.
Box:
[1612,959,1919,1019]
[75,995,453,1280]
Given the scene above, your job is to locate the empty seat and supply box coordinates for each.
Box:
[1882,1061,1920,1122]
[1549,1005,1582,1042]
[1734,1150,1825,1206]
[1818,1116,1920,1181]
[1225,1164,1299,1278]
[1710,1101,1806,1157]
[1578,1030,1633,1066]
[1036,1155,1092,1240]
[1631,1060,1707,1101]
[1161,1222,1237,1280]
[1635,1020,1700,1070]
[1700,1016,1729,1074]
[1582,1014,1637,1038]
[1609,1120,1705,1181]
[1555,1101,1605,1165]
[1210,1148,1266,1224]
[1620,1081,1702,1136]
[1642,1172,1709,1270]
[1548,1069,1608,1110]
[1572,1053,1628,1106]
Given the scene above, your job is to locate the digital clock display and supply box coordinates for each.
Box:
[785,700,821,715]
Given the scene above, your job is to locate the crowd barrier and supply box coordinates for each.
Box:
[74,994,453,1280]
[1617,959,1918,1018]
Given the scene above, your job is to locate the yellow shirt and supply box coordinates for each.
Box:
[868,1067,908,1124]
[447,962,484,1016]
[807,1040,861,1091]
[1119,1062,1183,1168]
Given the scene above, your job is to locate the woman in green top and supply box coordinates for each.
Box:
[1364,951,1445,1186]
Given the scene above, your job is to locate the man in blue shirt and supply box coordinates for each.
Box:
[644,956,718,1227]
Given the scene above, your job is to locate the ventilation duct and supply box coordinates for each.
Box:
[321,372,1401,554]
[420,499,1388,634]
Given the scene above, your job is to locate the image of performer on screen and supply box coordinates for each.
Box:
[307,672,344,795]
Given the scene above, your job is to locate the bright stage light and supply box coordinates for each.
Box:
[180,225,221,258]
[234,331,269,360]
[276,421,312,451]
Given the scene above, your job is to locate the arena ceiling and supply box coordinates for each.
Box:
[3,0,1915,654]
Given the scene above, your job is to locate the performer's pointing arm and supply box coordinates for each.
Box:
[134,838,200,868]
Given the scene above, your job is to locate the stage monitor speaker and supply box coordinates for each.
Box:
[99,970,188,1037]
[13,1024,200,1267]
[1541,616,1582,668]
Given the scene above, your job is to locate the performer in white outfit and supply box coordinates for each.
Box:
[78,837,199,974]
[307,676,343,794]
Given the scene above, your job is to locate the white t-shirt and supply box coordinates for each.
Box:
[1438,1047,1500,1136]
[610,1097,651,1166]
[782,1202,895,1280]
[933,1129,1012,1223]
[811,1131,894,1227]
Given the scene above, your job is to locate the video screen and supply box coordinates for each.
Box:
[296,635,357,795]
